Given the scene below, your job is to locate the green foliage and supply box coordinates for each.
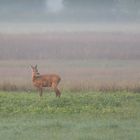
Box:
[0,91,140,140]
[0,91,139,117]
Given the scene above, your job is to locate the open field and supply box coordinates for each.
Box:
[0,91,140,140]
[0,31,140,139]
[0,32,140,60]
[0,32,140,91]
[0,59,140,92]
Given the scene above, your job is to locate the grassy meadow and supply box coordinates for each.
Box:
[0,32,140,139]
[0,91,140,140]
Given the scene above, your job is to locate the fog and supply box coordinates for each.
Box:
[0,22,140,34]
[46,0,64,13]
[0,0,140,24]
[0,0,140,91]
[0,0,140,60]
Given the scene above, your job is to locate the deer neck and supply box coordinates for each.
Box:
[32,72,40,81]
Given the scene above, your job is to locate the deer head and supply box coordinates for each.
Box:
[31,65,40,76]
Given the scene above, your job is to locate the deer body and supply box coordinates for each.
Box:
[31,65,61,97]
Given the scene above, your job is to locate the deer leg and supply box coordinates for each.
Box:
[38,87,43,97]
[55,88,61,97]
[52,84,61,97]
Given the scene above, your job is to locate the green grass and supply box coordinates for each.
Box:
[0,91,140,140]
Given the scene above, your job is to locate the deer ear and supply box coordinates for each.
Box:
[35,65,38,69]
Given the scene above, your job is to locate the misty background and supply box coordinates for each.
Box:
[0,0,140,33]
[0,0,139,60]
[0,0,140,91]
[0,0,140,60]
[0,0,140,22]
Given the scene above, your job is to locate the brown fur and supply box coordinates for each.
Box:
[31,65,61,97]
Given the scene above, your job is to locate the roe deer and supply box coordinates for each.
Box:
[31,65,61,97]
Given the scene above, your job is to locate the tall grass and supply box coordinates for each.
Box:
[0,59,140,92]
